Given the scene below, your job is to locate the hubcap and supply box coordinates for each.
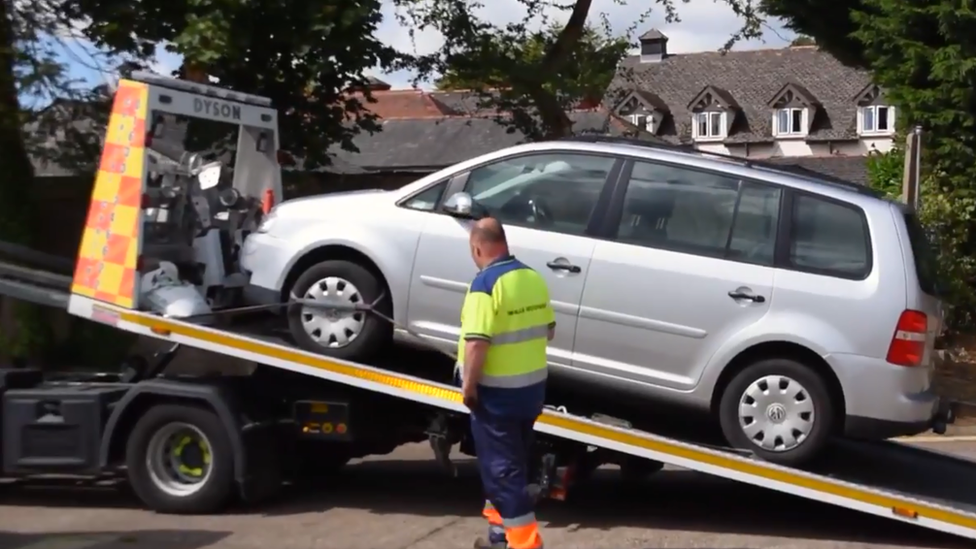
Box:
[738,375,815,452]
[301,277,366,348]
[146,422,213,497]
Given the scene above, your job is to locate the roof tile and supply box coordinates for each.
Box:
[610,45,873,144]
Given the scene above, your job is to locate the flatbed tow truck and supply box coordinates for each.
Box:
[1,72,976,541]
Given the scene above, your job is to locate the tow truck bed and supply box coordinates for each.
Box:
[0,255,974,536]
[52,288,976,539]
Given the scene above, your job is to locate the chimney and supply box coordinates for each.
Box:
[638,29,668,63]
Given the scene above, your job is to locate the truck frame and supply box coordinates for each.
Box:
[0,73,974,541]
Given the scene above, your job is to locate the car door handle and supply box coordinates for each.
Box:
[547,261,581,273]
[728,290,766,303]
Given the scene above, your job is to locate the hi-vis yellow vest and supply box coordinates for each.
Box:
[457,256,554,388]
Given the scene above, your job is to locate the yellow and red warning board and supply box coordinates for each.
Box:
[70,79,147,309]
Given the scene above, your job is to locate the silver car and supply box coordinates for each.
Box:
[240,137,944,465]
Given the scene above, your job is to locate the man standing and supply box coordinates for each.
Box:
[457,217,554,549]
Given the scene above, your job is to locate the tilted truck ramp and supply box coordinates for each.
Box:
[57,293,976,541]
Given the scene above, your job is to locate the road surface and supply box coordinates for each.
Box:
[0,440,973,549]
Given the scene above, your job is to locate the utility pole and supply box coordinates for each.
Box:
[902,126,923,208]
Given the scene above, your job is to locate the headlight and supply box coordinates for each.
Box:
[256,210,278,233]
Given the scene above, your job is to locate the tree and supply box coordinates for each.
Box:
[763,0,976,328]
[434,23,629,98]
[64,0,398,168]
[0,0,90,359]
[398,0,762,140]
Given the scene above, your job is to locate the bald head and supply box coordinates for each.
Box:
[471,217,507,246]
[469,217,509,269]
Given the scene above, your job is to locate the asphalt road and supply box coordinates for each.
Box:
[1,440,974,549]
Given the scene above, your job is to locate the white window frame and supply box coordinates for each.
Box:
[859,105,895,136]
[692,111,725,141]
[629,113,653,133]
[773,107,807,138]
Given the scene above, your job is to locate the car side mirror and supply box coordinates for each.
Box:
[442,192,487,220]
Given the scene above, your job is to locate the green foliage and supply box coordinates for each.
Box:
[66,0,398,168]
[398,0,763,140]
[434,23,630,98]
[915,180,976,330]
[865,147,903,199]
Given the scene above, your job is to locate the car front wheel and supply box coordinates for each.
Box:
[718,357,835,466]
[287,259,392,361]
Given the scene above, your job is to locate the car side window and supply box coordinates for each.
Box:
[464,153,616,236]
[728,184,782,265]
[616,161,781,265]
[401,180,448,212]
[788,194,870,278]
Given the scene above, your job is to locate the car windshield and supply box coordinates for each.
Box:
[471,160,589,204]
[466,155,610,233]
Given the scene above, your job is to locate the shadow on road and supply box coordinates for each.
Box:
[0,530,230,549]
[0,456,965,549]
[267,457,967,548]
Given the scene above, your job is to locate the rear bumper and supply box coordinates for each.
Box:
[845,399,956,439]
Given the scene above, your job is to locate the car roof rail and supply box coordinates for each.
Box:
[559,135,881,197]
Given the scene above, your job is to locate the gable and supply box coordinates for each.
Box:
[768,82,820,109]
[687,85,739,112]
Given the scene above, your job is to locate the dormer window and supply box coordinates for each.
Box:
[629,114,653,132]
[776,107,806,136]
[687,85,739,142]
[854,83,895,136]
[696,112,724,139]
[614,89,670,135]
[767,82,819,139]
[860,105,894,135]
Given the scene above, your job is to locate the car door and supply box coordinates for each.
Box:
[574,159,782,390]
[405,151,622,367]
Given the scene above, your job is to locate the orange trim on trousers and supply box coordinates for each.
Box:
[482,500,503,525]
[503,512,543,549]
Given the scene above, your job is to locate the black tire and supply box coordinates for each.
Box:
[718,358,835,466]
[287,260,392,361]
[125,404,236,514]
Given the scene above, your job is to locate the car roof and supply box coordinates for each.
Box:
[512,136,886,206]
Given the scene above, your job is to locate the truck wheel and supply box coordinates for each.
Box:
[718,358,835,467]
[287,260,392,361]
[126,403,235,514]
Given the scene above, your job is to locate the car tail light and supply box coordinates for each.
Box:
[262,189,275,214]
[886,310,928,367]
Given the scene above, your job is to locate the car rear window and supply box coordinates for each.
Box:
[903,212,939,296]
[788,194,871,279]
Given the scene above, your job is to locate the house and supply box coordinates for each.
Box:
[609,29,895,169]
[313,85,656,190]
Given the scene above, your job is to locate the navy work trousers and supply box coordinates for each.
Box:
[470,409,537,524]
